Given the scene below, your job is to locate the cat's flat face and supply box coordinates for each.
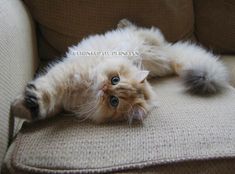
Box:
[89,58,154,123]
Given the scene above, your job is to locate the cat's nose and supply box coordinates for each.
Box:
[102,84,108,92]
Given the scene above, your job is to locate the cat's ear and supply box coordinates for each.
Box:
[128,105,146,124]
[135,70,149,83]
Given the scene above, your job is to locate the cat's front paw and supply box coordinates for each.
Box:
[11,83,42,121]
[24,83,40,119]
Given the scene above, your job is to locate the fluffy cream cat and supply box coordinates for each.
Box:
[12,19,229,124]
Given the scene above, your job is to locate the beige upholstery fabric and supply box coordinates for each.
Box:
[8,78,235,173]
[0,0,38,171]
[222,55,235,87]
[4,141,235,174]
[116,159,235,174]
[2,141,16,174]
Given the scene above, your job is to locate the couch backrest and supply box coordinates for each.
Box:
[194,0,235,54]
[23,0,194,61]
[23,0,235,61]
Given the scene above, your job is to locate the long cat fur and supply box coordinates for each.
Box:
[12,19,229,124]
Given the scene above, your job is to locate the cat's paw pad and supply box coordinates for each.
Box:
[24,83,40,119]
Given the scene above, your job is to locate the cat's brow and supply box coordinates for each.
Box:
[119,93,136,99]
[117,88,138,96]
[117,89,138,99]
[119,96,129,100]
[116,85,135,91]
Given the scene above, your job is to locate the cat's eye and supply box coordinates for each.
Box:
[110,96,119,107]
[111,76,120,85]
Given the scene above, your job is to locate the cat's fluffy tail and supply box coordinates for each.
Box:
[116,19,229,94]
[167,42,229,94]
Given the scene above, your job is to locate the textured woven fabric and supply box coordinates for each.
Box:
[4,141,235,174]
[194,0,235,54]
[222,55,235,87]
[9,78,235,173]
[115,159,235,174]
[0,0,38,171]
[23,0,194,60]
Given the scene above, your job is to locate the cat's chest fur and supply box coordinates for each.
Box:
[62,69,95,113]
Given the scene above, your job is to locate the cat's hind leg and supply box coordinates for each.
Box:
[117,19,174,77]
[136,28,174,77]
[139,43,174,78]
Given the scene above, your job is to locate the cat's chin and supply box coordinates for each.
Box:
[96,90,104,98]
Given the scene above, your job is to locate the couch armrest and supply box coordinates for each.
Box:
[0,0,38,170]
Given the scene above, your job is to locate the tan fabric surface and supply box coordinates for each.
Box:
[3,142,235,174]
[0,0,38,171]
[116,159,235,174]
[222,55,235,87]
[194,0,235,54]
[2,141,16,174]
[23,0,194,60]
[4,141,235,174]
[9,78,235,173]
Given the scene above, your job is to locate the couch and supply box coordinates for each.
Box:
[1,0,235,173]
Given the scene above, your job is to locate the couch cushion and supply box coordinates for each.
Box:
[194,0,235,54]
[9,78,235,173]
[222,55,235,87]
[4,142,235,174]
[23,0,194,60]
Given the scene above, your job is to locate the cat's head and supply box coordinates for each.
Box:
[87,58,155,123]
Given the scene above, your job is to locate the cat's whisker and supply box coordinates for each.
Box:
[77,110,96,122]
[79,107,96,115]
[76,97,100,122]
[76,103,99,122]
[79,100,99,114]
[62,112,76,116]
[77,100,97,107]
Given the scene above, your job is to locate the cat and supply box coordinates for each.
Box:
[12,19,229,124]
